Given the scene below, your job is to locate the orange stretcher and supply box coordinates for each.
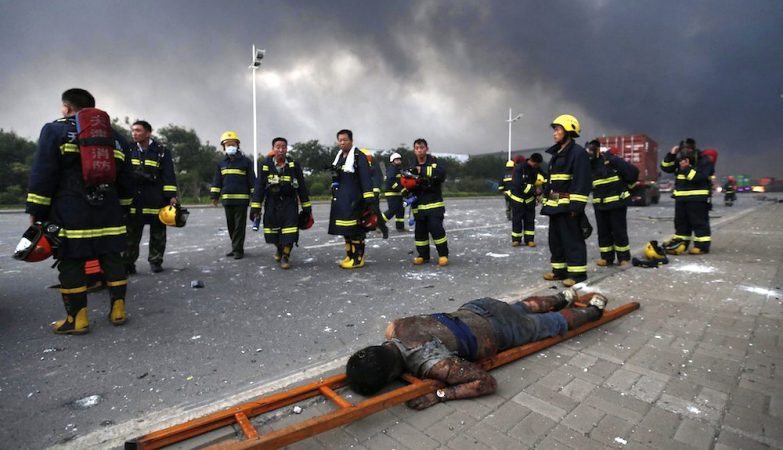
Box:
[126,302,639,450]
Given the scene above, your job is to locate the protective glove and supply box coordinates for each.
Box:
[249,208,260,221]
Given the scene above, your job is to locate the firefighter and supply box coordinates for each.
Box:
[124,120,178,274]
[250,137,311,269]
[360,148,389,239]
[498,159,514,221]
[660,138,714,254]
[541,114,591,287]
[409,138,449,266]
[723,175,737,206]
[211,131,256,260]
[25,88,134,334]
[328,129,375,269]
[382,152,408,232]
[510,153,544,247]
[587,140,639,266]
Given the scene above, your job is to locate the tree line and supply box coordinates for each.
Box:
[0,121,510,204]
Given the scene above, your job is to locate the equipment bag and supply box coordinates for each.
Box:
[75,108,116,186]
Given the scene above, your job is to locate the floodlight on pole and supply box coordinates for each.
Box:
[249,45,265,175]
[506,108,523,161]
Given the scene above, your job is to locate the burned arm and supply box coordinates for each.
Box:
[407,357,497,410]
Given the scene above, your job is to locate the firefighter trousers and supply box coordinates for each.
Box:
[547,213,587,281]
[594,207,630,263]
[414,213,448,259]
[125,218,167,265]
[511,202,536,244]
[58,252,127,312]
[383,196,406,230]
[224,205,247,254]
[674,201,711,251]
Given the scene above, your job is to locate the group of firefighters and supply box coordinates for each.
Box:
[19,88,714,336]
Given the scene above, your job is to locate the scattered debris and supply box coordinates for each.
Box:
[485,252,510,258]
[72,394,102,409]
[614,437,628,445]
[293,406,303,414]
[190,280,205,288]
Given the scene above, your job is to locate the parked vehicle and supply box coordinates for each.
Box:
[598,134,660,206]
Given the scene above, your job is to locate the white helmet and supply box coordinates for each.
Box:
[389,152,402,163]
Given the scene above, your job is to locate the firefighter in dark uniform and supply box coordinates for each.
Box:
[25,88,134,334]
[124,120,178,274]
[251,137,311,269]
[510,153,544,247]
[498,160,514,221]
[360,147,389,239]
[660,138,714,254]
[541,114,591,287]
[328,129,376,269]
[587,140,639,266]
[409,138,449,266]
[381,152,407,232]
[211,131,255,260]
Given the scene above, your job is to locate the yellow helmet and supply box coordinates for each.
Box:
[644,241,666,260]
[220,131,240,145]
[535,173,545,187]
[505,160,515,168]
[158,205,177,226]
[551,114,581,137]
[662,239,687,255]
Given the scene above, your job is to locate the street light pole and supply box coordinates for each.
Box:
[506,108,523,161]
[249,45,265,175]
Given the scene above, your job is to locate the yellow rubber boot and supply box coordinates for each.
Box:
[109,299,126,325]
[280,245,292,269]
[413,256,428,265]
[438,256,449,267]
[53,308,89,335]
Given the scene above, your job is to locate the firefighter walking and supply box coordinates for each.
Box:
[409,138,449,266]
[587,140,639,266]
[250,137,311,269]
[510,153,543,247]
[541,115,591,287]
[660,138,714,254]
[328,129,375,269]
[124,120,178,274]
[24,88,134,334]
[211,131,255,260]
[381,153,407,232]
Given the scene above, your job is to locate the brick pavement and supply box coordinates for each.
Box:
[273,200,783,450]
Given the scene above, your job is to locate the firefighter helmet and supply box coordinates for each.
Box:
[550,114,581,137]
[13,222,60,262]
[644,241,666,260]
[535,173,545,187]
[174,204,190,227]
[359,208,378,231]
[298,210,314,230]
[220,131,240,145]
[662,239,687,255]
[158,205,177,226]
[389,152,402,163]
[505,160,514,168]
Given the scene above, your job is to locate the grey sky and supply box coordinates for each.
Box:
[1,0,781,176]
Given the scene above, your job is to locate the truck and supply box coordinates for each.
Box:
[734,174,752,192]
[598,134,660,206]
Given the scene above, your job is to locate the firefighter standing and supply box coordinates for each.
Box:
[587,140,639,266]
[723,176,737,206]
[541,115,591,287]
[25,88,134,334]
[498,160,514,221]
[250,137,311,269]
[660,138,714,254]
[360,148,389,239]
[409,138,449,266]
[211,131,255,260]
[328,129,375,269]
[510,153,544,247]
[124,120,178,274]
[381,153,407,232]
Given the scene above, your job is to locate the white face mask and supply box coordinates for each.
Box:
[225,146,238,156]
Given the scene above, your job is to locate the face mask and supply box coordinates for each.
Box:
[226,146,238,156]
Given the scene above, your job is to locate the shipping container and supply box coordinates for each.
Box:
[598,134,660,206]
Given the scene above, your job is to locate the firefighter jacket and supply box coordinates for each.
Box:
[660,150,714,203]
[723,182,736,194]
[250,156,311,232]
[25,116,134,259]
[210,152,255,207]
[359,148,383,198]
[409,154,446,217]
[498,163,514,194]
[508,161,538,206]
[590,154,640,211]
[384,164,406,197]
[328,147,375,236]
[128,139,178,224]
[541,141,591,216]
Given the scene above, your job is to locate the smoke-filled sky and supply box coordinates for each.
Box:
[1,0,781,177]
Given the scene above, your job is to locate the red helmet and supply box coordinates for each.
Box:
[727,175,735,182]
[13,222,60,262]
[702,148,718,164]
[359,208,378,231]
[400,175,418,190]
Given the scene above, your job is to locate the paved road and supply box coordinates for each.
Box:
[0,193,773,448]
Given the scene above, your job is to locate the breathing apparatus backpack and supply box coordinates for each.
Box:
[75,108,117,205]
